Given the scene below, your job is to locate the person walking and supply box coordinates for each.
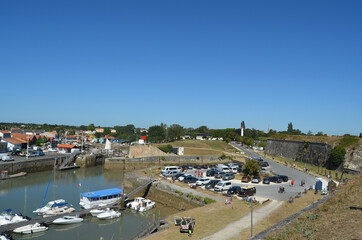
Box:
[291,180,294,187]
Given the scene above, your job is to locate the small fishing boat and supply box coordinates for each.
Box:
[137,199,155,212]
[33,199,66,215]
[13,222,48,234]
[126,197,144,209]
[53,216,83,225]
[97,209,121,220]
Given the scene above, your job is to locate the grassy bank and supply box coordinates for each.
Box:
[232,190,323,240]
[146,200,264,240]
[265,173,362,240]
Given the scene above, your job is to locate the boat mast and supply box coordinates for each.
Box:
[40,168,54,208]
[53,164,56,209]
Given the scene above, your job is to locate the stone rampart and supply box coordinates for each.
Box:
[265,139,332,165]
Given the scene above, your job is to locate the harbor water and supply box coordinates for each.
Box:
[0,166,177,240]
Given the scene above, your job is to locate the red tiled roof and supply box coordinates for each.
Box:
[1,137,27,145]
[57,144,75,149]
[0,130,10,134]
[11,133,35,141]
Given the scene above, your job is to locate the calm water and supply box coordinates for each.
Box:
[0,166,175,240]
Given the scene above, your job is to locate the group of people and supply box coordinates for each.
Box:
[195,171,203,177]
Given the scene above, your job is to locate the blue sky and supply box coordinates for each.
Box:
[0,0,361,135]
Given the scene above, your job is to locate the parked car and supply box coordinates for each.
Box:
[201,164,208,169]
[214,181,232,192]
[35,151,45,156]
[26,152,37,157]
[19,151,27,157]
[184,176,199,184]
[262,178,270,184]
[178,174,192,182]
[277,175,289,182]
[227,186,242,195]
[206,169,219,177]
[175,173,185,179]
[163,170,179,178]
[241,176,250,183]
[205,179,220,189]
[269,176,283,183]
[196,178,210,186]
[237,186,256,197]
[215,172,226,179]
[260,168,266,173]
[209,164,216,169]
[187,165,193,169]
[260,162,269,167]
[2,156,15,161]
[179,217,195,233]
[193,165,201,170]
[222,173,235,181]
[11,149,22,156]
[251,176,261,183]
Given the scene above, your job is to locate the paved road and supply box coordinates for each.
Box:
[0,152,70,164]
[201,200,283,240]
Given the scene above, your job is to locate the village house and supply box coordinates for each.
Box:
[0,130,11,138]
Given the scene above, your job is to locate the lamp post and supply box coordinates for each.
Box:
[26,135,29,160]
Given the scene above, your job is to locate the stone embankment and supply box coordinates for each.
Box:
[265,139,332,165]
[128,144,174,158]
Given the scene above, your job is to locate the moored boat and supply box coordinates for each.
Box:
[90,208,106,217]
[97,209,121,220]
[137,199,155,212]
[42,203,75,217]
[80,188,125,209]
[126,197,144,209]
[13,222,48,234]
[53,216,83,225]
[33,199,66,215]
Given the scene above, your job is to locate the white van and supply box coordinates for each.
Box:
[161,166,181,174]
[230,167,238,173]
[214,181,232,192]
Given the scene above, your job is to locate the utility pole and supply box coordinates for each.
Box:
[251,200,253,237]
[26,135,29,160]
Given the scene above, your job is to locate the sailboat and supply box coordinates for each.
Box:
[34,166,74,217]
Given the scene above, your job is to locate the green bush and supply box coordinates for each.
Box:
[175,190,183,195]
[158,144,173,153]
[204,197,216,205]
[194,195,202,201]
[339,136,359,148]
[330,146,346,167]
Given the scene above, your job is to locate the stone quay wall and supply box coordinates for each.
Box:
[265,139,332,165]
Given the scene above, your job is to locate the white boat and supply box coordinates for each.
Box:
[80,188,125,209]
[97,209,121,220]
[42,204,75,217]
[13,222,48,234]
[137,199,155,212]
[0,233,12,240]
[90,208,106,217]
[33,199,65,215]
[126,197,145,209]
[0,211,29,226]
[53,216,83,225]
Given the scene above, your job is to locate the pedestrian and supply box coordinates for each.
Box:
[201,172,203,177]
[291,180,294,187]
[188,220,193,237]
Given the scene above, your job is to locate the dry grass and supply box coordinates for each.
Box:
[266,174,362,240]
[230,190,323,240]
[155,140,236,156]
[145,200,263,240]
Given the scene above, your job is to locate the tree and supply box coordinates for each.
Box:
[195,126,209,134]
[167,124,185,141]
[287,122,293,132]
[242,137,254,146]
[158,144,173,153]
[88,123,95,131]
[103,128,111,136]
[307,130,313,136]
[330,146,346,167]
[148,125,166,143]
[95,132,102,138]
[242,159,260,176]
[80,125,87,131]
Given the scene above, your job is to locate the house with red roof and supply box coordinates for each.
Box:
[0,130,11,138]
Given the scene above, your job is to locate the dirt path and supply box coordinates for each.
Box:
[201,200,283,240]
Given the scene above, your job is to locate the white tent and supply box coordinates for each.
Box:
[105,139,112,150]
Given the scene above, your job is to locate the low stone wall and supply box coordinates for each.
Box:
[75,154,105,168]
[0,157,57,174]
[104,155,223,171]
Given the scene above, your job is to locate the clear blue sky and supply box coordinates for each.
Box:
[1,0,361,135]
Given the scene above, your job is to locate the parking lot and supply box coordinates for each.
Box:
[178,167,305,201]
